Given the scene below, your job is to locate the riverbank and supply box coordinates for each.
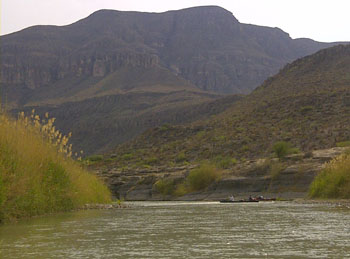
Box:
[94,147,347,201]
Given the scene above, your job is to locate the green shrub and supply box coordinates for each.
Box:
[86,155,103,162]
[0,172,5,218]
[273,141,293,159]
[213,155,237,169]
[174,183,187,196]
[241,145,250,152]
[300,105,314,114]
[185,163,221,192]
[145,156,158,165]
[160,124,171,131]
[282,118,294,126]
[336,141,350,147]
[121,153,134,160]
[175,152,187,163]
[288,147,300,155]
[154,179,175,196]
[196,131,205,138]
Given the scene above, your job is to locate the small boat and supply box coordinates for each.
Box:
[219,199,259,203]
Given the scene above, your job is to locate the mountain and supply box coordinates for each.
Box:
[109,44,350,167]
[1,6,338,100]
[0,6,342,154]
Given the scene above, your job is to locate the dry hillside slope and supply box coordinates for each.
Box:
[108,44,350,167]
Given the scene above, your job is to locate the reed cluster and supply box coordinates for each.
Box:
[309,152,350,198]
[0,111,111,222]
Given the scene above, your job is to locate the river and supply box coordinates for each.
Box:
[1,201,350,258]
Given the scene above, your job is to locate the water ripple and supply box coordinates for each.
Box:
[1,202,350,258]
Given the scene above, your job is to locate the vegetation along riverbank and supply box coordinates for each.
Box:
[0,111,111,223]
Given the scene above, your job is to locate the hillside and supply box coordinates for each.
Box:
[15,93,241,154]
[1,6,341,154]
[107,44,350,167]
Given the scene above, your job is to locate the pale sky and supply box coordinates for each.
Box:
[1,0,349,42]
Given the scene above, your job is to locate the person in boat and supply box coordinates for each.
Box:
[229,195,235,201]
[249,195,253,201]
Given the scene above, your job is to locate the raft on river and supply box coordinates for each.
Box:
[219,197,276,203]
[220,199,259,203]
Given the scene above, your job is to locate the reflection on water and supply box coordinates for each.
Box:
[1,202,350,258]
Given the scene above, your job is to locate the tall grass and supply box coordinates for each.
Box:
[0,111,111,222]
[309,153,350,198]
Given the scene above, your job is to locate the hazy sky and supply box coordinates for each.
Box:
[1,0,349,42]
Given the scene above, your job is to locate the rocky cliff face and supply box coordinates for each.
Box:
[1,50,159,89]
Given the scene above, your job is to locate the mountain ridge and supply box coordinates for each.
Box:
[1,5,339,100]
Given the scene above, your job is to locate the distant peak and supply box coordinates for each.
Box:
[88,9,121,17]
[87,6,238,22]
[169,5,237,19]
[176,5,232,12]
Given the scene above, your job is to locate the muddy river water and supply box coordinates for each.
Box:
[1,201,350,258]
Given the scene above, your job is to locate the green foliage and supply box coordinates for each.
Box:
[309,154,350,198]
[145,156,159,166]
[196,131,206,138]
[241,145,250,152]
[0,172,5,220]
[213,155,237,169]
[154,163,222,197]
[86,155,104,162]
[269,161,286,180]
[300,105,314,114]
[116,199,124,206]
[41,161,74,212]
[282,118,294,126]
[174,183,187,197]
[160,124,172,131]
[185,163,221,192]
[288,147,300,155]
[121,153,134,160]
[175,152,187,163]
[213,135,226,142]
[272,141,299,159]
[336,141,350,147]
[154,179,176,196]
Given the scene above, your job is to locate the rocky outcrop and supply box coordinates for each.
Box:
[1,52,159,89]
